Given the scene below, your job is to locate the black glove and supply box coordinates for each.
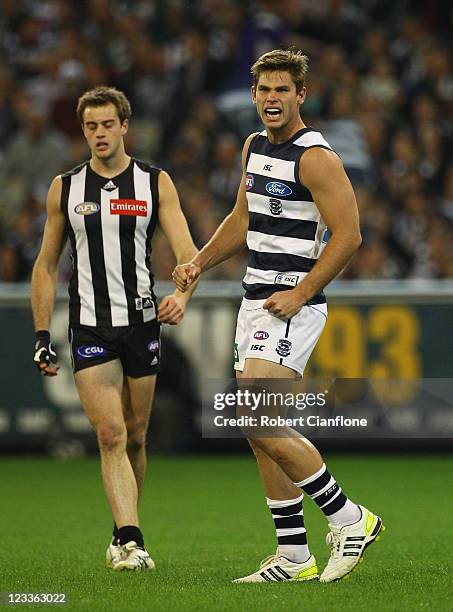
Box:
[33,330,58,373]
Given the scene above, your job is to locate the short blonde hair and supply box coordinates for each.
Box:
[251,49,309,92]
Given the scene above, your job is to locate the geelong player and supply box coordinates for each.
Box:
[173,50,384,583]
[31,87,197,571]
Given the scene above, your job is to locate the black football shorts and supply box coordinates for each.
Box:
[68,319,161,377]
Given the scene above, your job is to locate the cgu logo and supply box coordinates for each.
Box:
[75,202,100,215]
[265,182,292,197]
[77,345,107,358]
[254,331,269,340]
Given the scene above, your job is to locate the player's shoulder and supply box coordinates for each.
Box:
[244,131,263,148]
[293,128,333,152]
[241,131,262,165]
[60,160,89,179]
[132,157,162,176]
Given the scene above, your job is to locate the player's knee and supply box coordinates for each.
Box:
[97,424,126,452]
[249,438,289,466]
[126,426,147,453]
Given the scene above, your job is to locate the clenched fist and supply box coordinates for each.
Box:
[172,263,201,292]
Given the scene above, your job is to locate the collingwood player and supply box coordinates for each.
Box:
[31,87,197,571]
[173,50,384,583]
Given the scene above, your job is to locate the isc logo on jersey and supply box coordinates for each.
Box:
[110,199,148,216]
[75,202,100,215]
[275,274,299,287]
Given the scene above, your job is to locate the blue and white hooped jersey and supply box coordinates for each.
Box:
[243,127,333,305]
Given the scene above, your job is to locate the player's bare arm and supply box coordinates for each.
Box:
[157,170,198,324]
[263,148,361,320]
[172,133,257,292]
[31,176,66,375]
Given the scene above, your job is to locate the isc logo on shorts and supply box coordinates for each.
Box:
[110,199,147,216]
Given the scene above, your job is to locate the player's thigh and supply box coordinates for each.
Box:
[122,374,157,433]
[75,359,124,430]
[238,358,297,380]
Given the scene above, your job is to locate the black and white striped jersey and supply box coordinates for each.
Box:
[243,127,333,305]
[60,158,160,327]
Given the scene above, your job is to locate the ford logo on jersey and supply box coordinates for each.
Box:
[265,182,292,197]
[75,202,100,215]
[76,345,108,359]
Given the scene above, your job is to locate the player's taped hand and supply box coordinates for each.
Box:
[33,330,58,375]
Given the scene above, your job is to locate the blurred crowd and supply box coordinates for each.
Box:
[0,0,452,283]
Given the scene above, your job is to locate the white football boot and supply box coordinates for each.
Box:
[233,551,318,583]
[106,539,122,569]
[113,541,155,571]
[320,505,385,582]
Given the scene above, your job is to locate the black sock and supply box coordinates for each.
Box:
[113,523,119,544]
[117,525,144,548]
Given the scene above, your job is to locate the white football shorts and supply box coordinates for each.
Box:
[234,300,328,376]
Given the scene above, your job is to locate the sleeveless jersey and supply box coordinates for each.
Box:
[60,158,160,327]
[243,127,333,304]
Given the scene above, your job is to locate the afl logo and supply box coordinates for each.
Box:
[75,202,100,215]
[254,331,269,340]
[245,174,254,190]
[147,340,159,352]
[266,182,292,197]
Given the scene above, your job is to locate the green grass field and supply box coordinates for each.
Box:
[1,454,452,611]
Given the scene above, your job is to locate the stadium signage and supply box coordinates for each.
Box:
[110,199,148,216]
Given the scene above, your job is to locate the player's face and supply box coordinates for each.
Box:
[82,103,128,161]
[252,71,305,133]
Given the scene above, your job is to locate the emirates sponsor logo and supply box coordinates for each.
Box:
[110,199,147,216]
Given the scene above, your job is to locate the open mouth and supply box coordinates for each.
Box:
[264,108,282,119]
[96,142,108,150]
